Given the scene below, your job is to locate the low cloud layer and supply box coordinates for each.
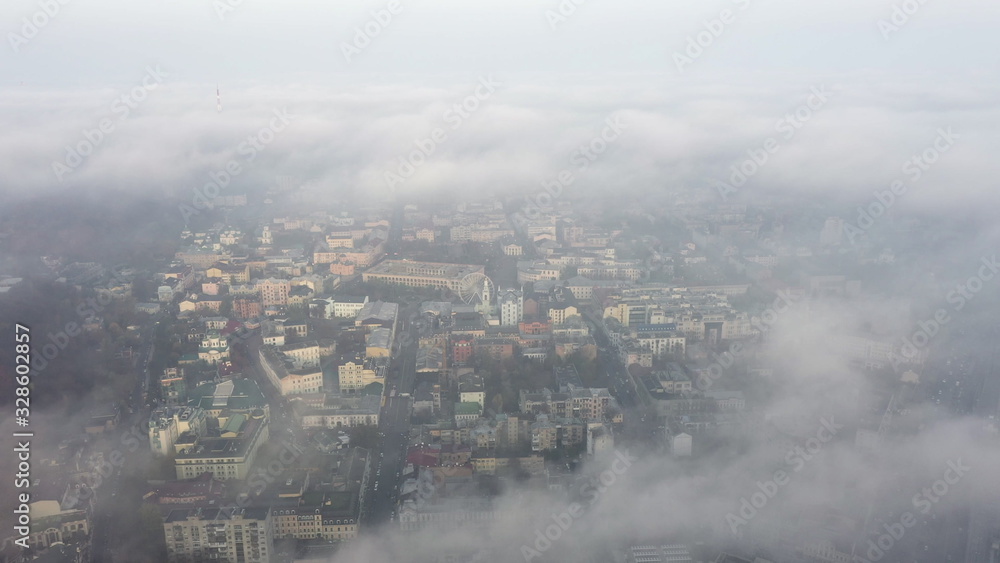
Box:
[1,73,999,221]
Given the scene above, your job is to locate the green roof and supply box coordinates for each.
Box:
[187,378,266,411]
[221,413,247,434]
[455,402,482,415]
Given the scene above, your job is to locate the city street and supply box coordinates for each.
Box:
[361,312,419,529]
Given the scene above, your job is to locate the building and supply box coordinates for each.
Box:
[568,386,620,422]
[149,406,207,457]
[458,373,485,409]
[233,297,262,319]
[270,492,360,542]
[454,402,483,427]
[499,287,524,326]
[174,411,269,480]
[265,449,367,543]
[451,336,474,365]
[362,260,485,292]
[187,379,268,418]
[671,432,693,457]
[327,295,369,319]
[144,472,227,506]
[531,416,558,451]
[547,303,579,325]
[397,496,503,533]
[258,346,324,396]
[206,262,250,284]
[473,337,516,361]
[336,357,387,393]
[163,507,273,563]
[298,395,381,428]
[706,390,746,411]
[4,501,89,554]
[588,424,615,456]
[626,545,694,563]
[161,367,187,406]
[198,331,230,365]
[820,217,843,246]
[354,300,399,332]
[256,278,291,308]
[279,341,321,369]
[365,327,393,358]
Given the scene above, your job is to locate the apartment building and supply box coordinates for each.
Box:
[255,278,291,307]
[280,341,321,369]
[499,287,523,326]
[161,367,187,406]
[335,357,385,393]
[163,507,273,563]
[258,346,323,396]
[205,262,251,284]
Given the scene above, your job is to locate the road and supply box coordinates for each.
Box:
[361,307,419,529]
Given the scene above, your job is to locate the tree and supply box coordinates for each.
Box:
[490,393,504,414]
[219,296,233,317]
[347,424,380,450]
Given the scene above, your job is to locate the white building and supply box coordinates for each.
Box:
[671,432,692,457]
[149,407,207,456]
[258,346,323,396]
[327,295,369,319]
[820,217,843,247]
[198,331,230,365]
[300,395,381,428]
[280,341,321,369]
[588,424,614,457]
[498,287,523,327]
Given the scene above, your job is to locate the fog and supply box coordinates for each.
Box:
[2,0,999,562]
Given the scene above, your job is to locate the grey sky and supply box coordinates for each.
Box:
[3,0,999,85]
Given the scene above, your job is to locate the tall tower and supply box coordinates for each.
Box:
[216,84,222,113]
